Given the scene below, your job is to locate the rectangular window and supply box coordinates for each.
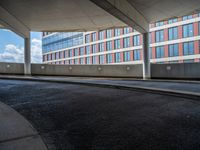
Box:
[114,39,121,49]
[123,37,130,48]
[86,46,90,55]
[99,43,104,52]
[124,51,131,62]
[123,27,130,34]
[74,59,79,64]
[99,55,105,64]
[168,18,178,24]
[156,46,165,58]
[182,15,193,21]
[92,56,97,64]
[106,41,112,51]
[133,35,140,46]
[168,27,178,40]
[99,31,104,40]
[169,44,179,57]
[155,21,164,27]
[107,54,112,63]
[155,30,164,42]
[69,59,73,65]
[80,58,84,64]
[74,48,79,56]
[80,47,84,55]
[134,50,141,60]
[85,34,90,43]
[56,52,59,59]
[183,24,193,38]
[69,49,73,57]
[86,57,90,64]
[92,32,97,42]
[106,29,112,38]
[59,52,62,59]
[92,44,97,53]
[114,28,121,36]
[115,52,121,63]
[183,42,194,55]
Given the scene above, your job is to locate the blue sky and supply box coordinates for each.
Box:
[0,29,42,63]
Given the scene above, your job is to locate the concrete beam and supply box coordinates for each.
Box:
[0,5,29,38]
[90,0,149,33]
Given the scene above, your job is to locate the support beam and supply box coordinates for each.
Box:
[24,34,31,75]
[0,5,29,38]
[142,33,151,79]
[90,0,149,33]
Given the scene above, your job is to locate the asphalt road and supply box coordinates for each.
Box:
[0,79,200,150]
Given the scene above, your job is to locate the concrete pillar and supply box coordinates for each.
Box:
[24,34,31,75]
[142,33,151,79]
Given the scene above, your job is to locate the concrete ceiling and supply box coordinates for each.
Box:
[0,0,200,37]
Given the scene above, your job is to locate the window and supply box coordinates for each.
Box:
[85,34,90,43]
[155,21,164,27]
[92,44,97,53]
[56,52,59,59]
[74,59,79,64]
[168,18,178,24]
[169,44,179,57]
[115,52,121,63]
[124,27,130,34]
[133,35,140,46]
[86,57,90,64]
[92,32,97,42]
[80,47,84,55]
[69,59,73,65]
[107,54,112,63]
[183,24,193,38]
[183,42,194,55]
[69,49,73,57]
[106,29,112,38]
[99,55,105,64]
[114,39,121,49]
[168,27,178,40]
[59,52,62,59]
[99,43,104,52]
[156,46,165,58]
[99,31,104,40]
[114,28,121,36]
[74,48,79,56]
[80,58,84,64]
[155,30,164,42]
[134,50,141,60]
[182,15,193,21]
[123,37,130,48]
[106,41,112,51]
[92,56,97,64]
[86,46,90,55]
[124,51,131,62]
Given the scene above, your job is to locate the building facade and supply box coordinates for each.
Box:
[42,13,200,65]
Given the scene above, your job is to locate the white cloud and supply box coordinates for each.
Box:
[0,38,42,63]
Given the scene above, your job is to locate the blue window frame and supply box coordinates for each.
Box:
[168,18,178,24]
[115,52,121,63]
[123,27,130,34]
[134,50,141,60]
[80,47,84,55]
[183,42,194,55]
[86,46,90,55]
[99,55,105,64]
[99,43,104,52]
[107,54,112,63]
[86,57,90,64]
[92,56,97,64]
[182,15,193,21]
[168,27,178,40]
[92,44,97,53]
[85,34,90,43]
[106,41,112,51]
[114,28,121,36]
[114,39,121,49]
[69,49,73,57]
[124,51,131,62]
[156,46,165,58]
[133,35,140,46]
[169,44,179,57]
[74,48,79,56]
[74,59,79,64]
[106,29,112,38]
[123,37,130,48]
[183,24,193,38]
[92,32,97,42]
[155,30,164,42]
[80,58,84,64]
[155,21,164,27]
[99,31,104,40]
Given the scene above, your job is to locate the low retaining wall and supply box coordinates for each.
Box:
[0,62,24,75]
[151,63,200,79]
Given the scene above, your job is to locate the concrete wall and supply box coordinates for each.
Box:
[31,64,143,77]
[0,62,24,75]
[151,63,200,79]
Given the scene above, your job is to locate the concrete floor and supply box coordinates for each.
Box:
[0,79,200,150]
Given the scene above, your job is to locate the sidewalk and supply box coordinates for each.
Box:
[0,101,47,150]
[0,75,200,100]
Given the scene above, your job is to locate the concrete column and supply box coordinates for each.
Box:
[142,33,151,79]
[24,34,31,75]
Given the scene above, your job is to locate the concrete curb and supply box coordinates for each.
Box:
[0,101,48,150]
[0,75,200,100]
